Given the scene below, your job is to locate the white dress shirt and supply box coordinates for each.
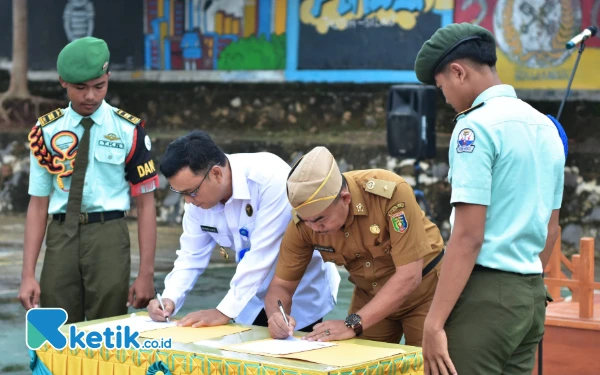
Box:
[162,152,341,329]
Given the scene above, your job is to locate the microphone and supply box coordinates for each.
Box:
[566,26,598,49]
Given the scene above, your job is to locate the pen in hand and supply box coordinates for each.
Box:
[277,300,292,336]
[155,287,170,323]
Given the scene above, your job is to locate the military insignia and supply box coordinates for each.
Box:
[457,128,475,153]
[370,224,380,234]
[201,225,218,233]
[387,202,405,217]
[99,140,125,149]
[115,109,141,125]
[364,179,395,199]
[453,102,484,122]
[104,133,120,141]
[246,204,253,217]
[391,211,408,233]
[356,203,364,212]
[219,247,230,259]
[314,245,335,253]
[38,109,64,127]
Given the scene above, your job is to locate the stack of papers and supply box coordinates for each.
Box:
[140,325,251,344]
[222,338,408,367]
[224,336,336,355]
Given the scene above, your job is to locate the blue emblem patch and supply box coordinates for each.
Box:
[457,128,475,153]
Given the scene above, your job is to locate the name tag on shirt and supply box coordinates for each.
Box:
[314,245,335,253]
[201,225,218,233]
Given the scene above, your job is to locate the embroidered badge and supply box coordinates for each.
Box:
[104,133,120,141]
[391,211,408,233]
[457,128,475,153]
[98,140,125,149]
[387,202,405,217]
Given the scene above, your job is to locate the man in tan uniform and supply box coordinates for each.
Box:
[265,146,445,345]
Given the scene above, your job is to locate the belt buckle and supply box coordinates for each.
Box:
[79,213,89,224]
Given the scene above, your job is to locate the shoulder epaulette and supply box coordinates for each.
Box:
[364,179,396,199]
[38,108,64,127]
[453,102,485,123]
[114,109,141,125]
[291,209,300,225]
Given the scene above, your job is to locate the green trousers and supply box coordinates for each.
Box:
[445,266,546,375]
[40,218,131,323]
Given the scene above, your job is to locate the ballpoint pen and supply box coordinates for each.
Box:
[277,300,290,327]
[155,287,170,323]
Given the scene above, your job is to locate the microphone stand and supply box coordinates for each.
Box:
[539,37,589,375]
[556,39,588,122]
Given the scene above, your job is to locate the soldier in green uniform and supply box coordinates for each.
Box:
[17,37,159,323]
[414,24,564,375]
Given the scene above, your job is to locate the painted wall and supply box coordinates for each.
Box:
[143,0,286,70]
[0,0,598,88]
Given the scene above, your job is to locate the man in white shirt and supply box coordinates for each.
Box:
[148,130,340,330]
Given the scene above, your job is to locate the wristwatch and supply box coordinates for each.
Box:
[344,313,363,336]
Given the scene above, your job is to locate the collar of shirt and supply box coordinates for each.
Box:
[66,100,108,128]
[343,173,369,229]
[472,84,517,107]
[222,154,251,204]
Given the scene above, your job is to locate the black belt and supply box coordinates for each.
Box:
[422,248,445,277]
[52,211,125,225]
[473,264,542,277]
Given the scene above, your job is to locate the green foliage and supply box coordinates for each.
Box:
[217,34,286,70]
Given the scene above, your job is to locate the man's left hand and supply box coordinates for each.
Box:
[127,274,154,309]
[303,320,355,342]
[423,325,457,375]
[177,309,230,328]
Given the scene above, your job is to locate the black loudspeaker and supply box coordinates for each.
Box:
[386,85,437,159]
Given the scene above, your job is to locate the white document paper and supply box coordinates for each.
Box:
[231,336,336,355]
[79,316,176,333]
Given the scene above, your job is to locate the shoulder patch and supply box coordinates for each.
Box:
[38,109,64,127]
[114,109,141,125]
[453,102,485,123]
[364,179,395,199]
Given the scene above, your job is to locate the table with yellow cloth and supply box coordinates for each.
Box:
[32,314,424,375]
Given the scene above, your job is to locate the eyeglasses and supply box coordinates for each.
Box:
[169,168,211,197]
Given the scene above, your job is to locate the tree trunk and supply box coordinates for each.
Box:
[6,0,30,99]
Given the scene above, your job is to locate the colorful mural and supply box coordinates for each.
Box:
[0,0,597,88]
[143,0,287,70]
[454,0,600,89]
[288,0,454,81]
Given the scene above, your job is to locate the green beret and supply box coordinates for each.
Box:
[414,23,495,85]
[57,37,110,83]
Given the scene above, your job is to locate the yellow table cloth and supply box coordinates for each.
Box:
[34,314,424,375]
